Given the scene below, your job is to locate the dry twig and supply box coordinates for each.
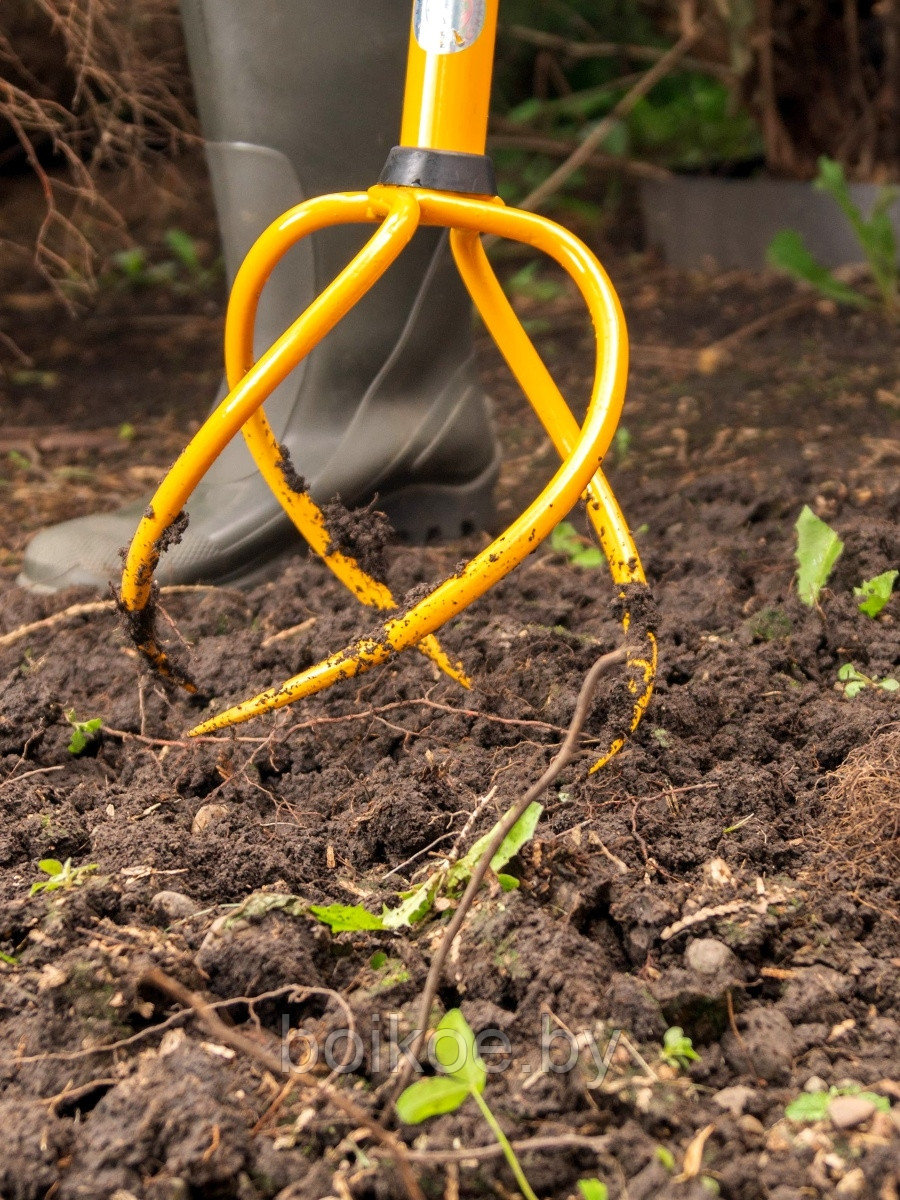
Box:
[0,0,195,288]
[504,23,732,81]
[0,584,246,650]
[386,644,629,1107]
[516,23,703,215]
[139,966,425,1200]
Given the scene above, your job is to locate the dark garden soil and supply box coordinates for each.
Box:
[0,159,898,1200]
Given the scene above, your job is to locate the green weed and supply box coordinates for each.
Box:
[655,1146,676,1171]
[106,229,222,293]
[768,157,898,311]
[660,1026,700,1070]
[785,1086,889,1123]
[613,426,632,463]
[550,521,603,568]
[794,506,843,606]
[310,801,542,933]
[396,1008,541,1200]
[506,259,566,302]
[218,802,543,936]
[65,710,103,755]
[854,569,897,617]
[30,858,98,895]
[577,1181,609,1200]
[837,663,899,699]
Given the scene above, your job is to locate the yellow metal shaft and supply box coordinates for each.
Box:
[448,229,656,769]
[400,0,499,154]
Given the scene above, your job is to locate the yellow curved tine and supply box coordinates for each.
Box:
[448,228,655,770]
[119,189,465,689]
[222,196,468,686]
[122,191,413,613]
[188,187,636,735]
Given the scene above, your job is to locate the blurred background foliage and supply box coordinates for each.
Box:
[491,0,763,206]
[1,0,897,285]
[489,0,897,204]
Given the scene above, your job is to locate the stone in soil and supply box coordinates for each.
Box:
[828,1094,877,1129]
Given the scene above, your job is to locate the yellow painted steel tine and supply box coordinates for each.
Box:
[122,191,412,612]
[450,228,641,583]
[222,198,403,608]
[219,193,468,686]
[448,227,655,768]
[189,190,635,736]
[119,190,466,685]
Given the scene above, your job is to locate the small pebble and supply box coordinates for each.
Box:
[829,1095,876,1129]
[796,1126,830,1150]
[805,1075,829,1092]
[835,1168,866,1196]
[703,857,734,887]
[191,803,229,836]
[766,1124,793,1153]
[37,963,68,991]
[869,1111,895,1140]
[151,890,198,921]
[686,937,737,976]
[738,1114,765,1138]
[713,1085,756,1116]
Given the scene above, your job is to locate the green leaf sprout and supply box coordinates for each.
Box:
[578,1181,609,1200]
[661,1026,701,1070]
[854,569,897,617]
[30,858,99,895]
[550,521,603,568]
[767,157,898,311]
[396,1009,539,1200]
[65,710,103,756]
[794,506,843,606]
[786,1086,890,1123]
[309,800,542,934]
[837,663,899,699]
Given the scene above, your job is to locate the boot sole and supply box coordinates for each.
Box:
[155,451,501,592]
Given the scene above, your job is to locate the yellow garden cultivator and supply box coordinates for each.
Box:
[119,0,656,765]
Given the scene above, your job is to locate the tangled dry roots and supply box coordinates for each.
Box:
[0,0,195,287]
[817,728,900,904]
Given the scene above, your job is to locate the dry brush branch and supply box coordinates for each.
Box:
[0,0,196,290]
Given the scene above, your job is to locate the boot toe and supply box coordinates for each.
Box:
[17,509,144,594]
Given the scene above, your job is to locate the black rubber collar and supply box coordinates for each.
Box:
[379,146,497,196]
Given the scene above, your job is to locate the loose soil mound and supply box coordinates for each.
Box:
[1,176,898,1198]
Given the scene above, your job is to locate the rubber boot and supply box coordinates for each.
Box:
[18,0,499,593]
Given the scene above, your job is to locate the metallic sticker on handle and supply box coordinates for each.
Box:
[414,0,486,53]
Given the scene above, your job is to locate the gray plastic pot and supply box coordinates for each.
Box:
[638,175,899,271]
